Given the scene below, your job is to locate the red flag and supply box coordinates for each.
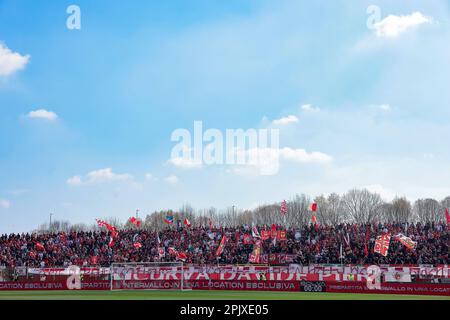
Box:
[309,203,318,212]
[278,230,287,241]
[280,200,287,215]
[133,242,142,249]
[108,236,114,248]
[364,228,370,257]
[311,215,317,224]
[96,219,118,237]
[176,251,187,261]
[271,224,277,238]
[168,247,177,255]
[248,240,261,263]
[261,230,270,240]
[184,218,191,228]
[394,233,417,250]
[374,233,391,257]
[215,235,228,256]
[130,217,137,224]
[445,208,450,225]
[35,242,45,251]
[136,220,141,228]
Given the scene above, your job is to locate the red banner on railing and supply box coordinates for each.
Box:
[326,281,450,296]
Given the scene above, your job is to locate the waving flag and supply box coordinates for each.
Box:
[35,242,45,251]
[280,200,287,215]
[364,228,370,257]
[251,226,261,239]
[374,233,391,257]
[394,233,417,250]
[168,247,177,255]
[248,240,262,263]
[164,213,174,225]
[271,224,277,238]
[133,242,142,249]
[184,218,191,228]
[176,251,187,262]
[129,216,142,228]
[308,202,318,212]
[108,236,114,248]
[278,230,287,241]
[446,208,450,225]
[215,235,228,257]
[96,219,118,237]
[261,230,270,240]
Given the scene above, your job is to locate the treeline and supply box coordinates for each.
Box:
[35,188,450,233]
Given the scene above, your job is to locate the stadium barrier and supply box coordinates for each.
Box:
[325,281,450,296]
[1,279,449,296]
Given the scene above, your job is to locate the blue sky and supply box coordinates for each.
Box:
[1,0,449,233]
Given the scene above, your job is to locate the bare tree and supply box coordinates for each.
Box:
[286,194,311,227]
[441,196,450,211]
[327,193,348,225]
[314,193,348,225]
[342,189,383,224]
[381,197,412,223]
[70,223,90,232]
[413,199,442,223]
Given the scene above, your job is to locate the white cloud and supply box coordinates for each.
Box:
[369,104,392,112]
[67,175,82,186]
[300,104,320,113]
[0,199,11,209]
[27,109,58,121]
[373,12,432,38]
[165,175,179,185]
[67,168,133,186]
[272,115,299,125]
[0,42,30,77]
[378,104,392,112]
[231,147,332,176]
[278,147,332,164]
[168,157,203,169]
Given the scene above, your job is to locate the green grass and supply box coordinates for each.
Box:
[0,290,448,300]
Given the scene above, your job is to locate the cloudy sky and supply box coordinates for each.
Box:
[1,0,449,233]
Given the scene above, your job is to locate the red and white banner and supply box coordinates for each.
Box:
[326,281,450,296]
[374,233,391,256]
[2,279,448,296]
[22,264,450,277]
[394,233,417,250]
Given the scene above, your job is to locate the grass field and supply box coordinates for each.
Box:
[0,290,448,300]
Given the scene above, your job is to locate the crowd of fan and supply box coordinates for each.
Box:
[0,222,448,268]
